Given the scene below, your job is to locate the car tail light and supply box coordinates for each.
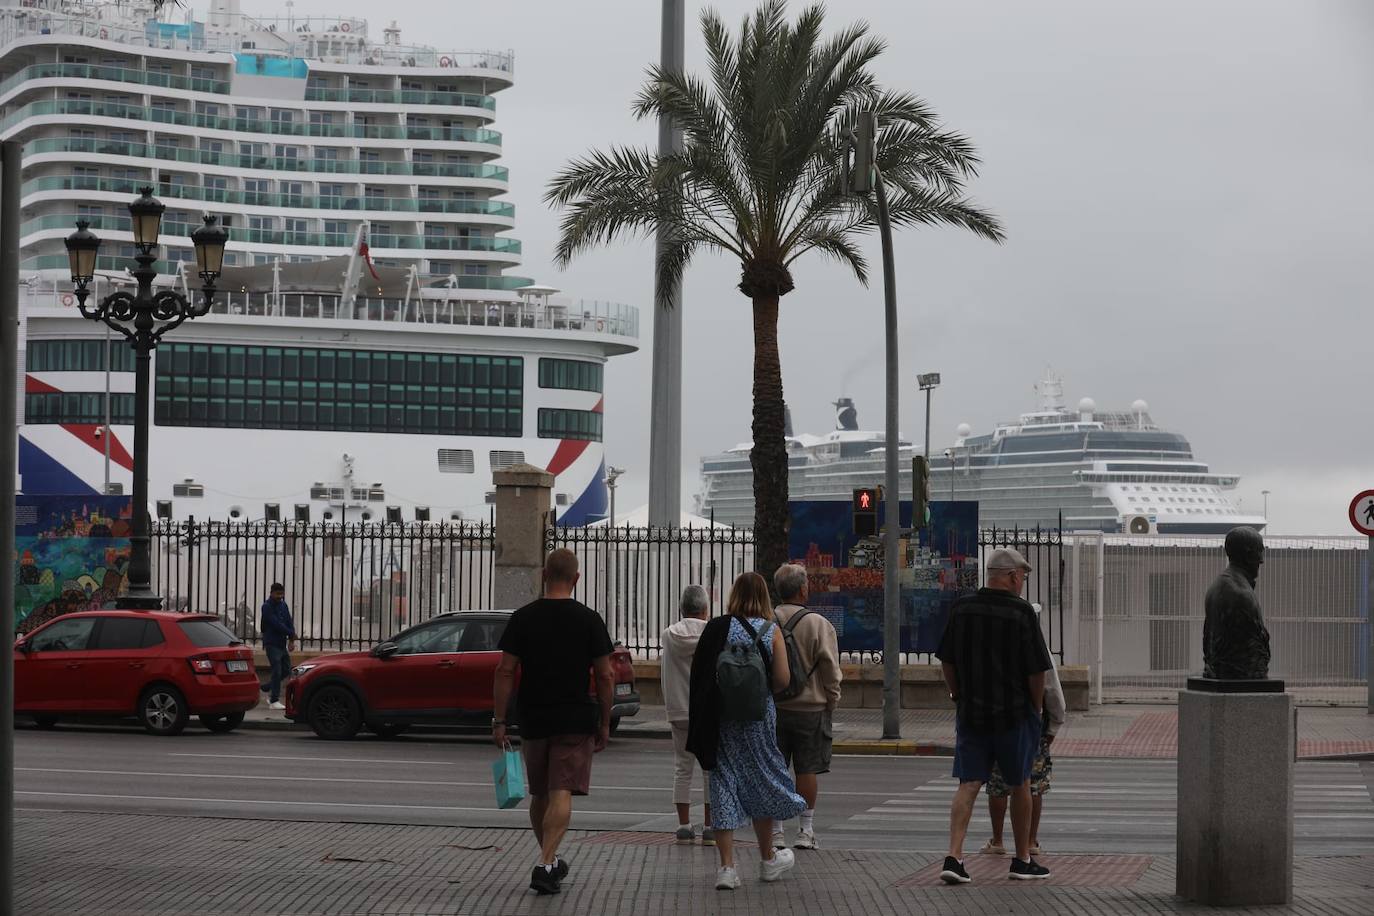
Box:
[189,657,215,674]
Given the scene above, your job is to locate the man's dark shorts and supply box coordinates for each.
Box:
[952,713,1041,785]
[775,708,833,775]
[522,734,595,796]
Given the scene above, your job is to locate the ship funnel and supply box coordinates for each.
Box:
[833,398,858,431]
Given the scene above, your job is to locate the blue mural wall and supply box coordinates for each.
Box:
[788,499,979,654]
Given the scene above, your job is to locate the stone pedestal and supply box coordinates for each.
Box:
[1176,688,1295,906]
[491,463,553,610]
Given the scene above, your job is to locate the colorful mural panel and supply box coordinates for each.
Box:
[14,495,132,633]
[787,499,979,654]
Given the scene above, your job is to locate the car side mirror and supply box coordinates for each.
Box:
[371,641,399,659]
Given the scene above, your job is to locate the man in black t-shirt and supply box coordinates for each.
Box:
[493,548,614,895]
[935,548,1054,884]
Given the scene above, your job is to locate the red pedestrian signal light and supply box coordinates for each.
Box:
[853,487,879,536]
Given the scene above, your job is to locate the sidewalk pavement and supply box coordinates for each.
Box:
[16,809,1374,915]
[244,699,1374,759]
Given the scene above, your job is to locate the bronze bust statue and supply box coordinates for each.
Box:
[1202,527,1270,680]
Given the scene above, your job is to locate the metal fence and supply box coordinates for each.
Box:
[1069,534,1370,705]
[546,523,757,657]
[547,522,1067,664]
[152,519,495,649]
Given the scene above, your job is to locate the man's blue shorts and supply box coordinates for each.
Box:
[952,713,1041,785]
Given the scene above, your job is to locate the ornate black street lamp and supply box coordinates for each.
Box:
[64,187,228,609]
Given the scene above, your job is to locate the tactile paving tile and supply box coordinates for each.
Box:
[577,831,755,847]
[893,854,1153,888]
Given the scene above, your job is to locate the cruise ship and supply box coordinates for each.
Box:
[3,0,638,525]
[697,375,1266,534]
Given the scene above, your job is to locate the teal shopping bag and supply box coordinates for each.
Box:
[492,743,526,809]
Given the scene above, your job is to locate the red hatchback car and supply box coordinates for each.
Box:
[285,610,639,740]
[13,610,260,736]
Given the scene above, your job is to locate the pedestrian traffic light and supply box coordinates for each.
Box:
[853,486,879,537]
[912,455,930,529]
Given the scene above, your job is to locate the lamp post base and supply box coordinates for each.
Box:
[116,593,165,611]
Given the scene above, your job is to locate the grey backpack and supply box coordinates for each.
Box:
[716,618,769,722]
[773,607,820,702]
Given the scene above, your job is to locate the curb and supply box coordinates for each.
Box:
[832,739,953,756]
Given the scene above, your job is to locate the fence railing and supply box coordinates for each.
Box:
[546,524,757,658]
[152,519,495,650]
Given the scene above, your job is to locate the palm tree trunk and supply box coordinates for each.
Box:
[749,294,789,591]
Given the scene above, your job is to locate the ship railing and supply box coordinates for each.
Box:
[198,291,639,339]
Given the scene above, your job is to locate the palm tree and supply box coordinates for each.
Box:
[546,0,1004,584]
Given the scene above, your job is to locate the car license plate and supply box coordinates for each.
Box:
[226,659,249,672]
[615,683,632,696]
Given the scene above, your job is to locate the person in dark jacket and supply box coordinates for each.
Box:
[260,583,296,709]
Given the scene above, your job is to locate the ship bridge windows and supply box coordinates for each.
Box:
[155,344,522,437]
[538,358,602,392]
[537,408,603,442]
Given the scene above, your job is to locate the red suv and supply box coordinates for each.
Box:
[285,610,639,740]
[13,610,260,736]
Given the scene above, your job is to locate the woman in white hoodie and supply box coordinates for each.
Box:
[661,584,713,843]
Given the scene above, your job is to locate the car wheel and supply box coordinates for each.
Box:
[138,685,189,736]
[199,711,246,733]
[371,723,410,739]
[609,715,621,736]
[33,714,58,730]
[308,685,362,740]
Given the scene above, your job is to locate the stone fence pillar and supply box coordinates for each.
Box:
[492,463,553,610]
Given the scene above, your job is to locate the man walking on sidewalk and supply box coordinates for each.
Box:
[259,583,295,710]
[771,563,841,851]
[981,609,1066,858]
[936,548,1054,884]
[662,584,713,844]
[493,549,615,895]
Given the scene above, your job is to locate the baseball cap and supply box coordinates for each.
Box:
[986,547,1032,572]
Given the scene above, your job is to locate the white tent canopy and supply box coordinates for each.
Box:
[587,504,733,529]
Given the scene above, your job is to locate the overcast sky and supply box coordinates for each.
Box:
[273,0,1371,534]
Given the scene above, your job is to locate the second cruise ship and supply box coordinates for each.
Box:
[697,375,1265,534]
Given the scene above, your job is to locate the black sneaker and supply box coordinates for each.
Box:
[939,856,971,884]
[529,864,561,895]
[553,856,570,880]
[1009,857,1050,880]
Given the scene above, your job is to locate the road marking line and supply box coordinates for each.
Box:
[168,753,455,766]
[15,791,666,817]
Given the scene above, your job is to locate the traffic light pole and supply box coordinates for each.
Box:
[875,164,902,741]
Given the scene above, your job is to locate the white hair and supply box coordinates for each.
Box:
[679,584,709,617]
[773,564,808,601]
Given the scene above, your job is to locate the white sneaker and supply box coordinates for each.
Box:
[794,828,818,850]
[269,701,285,710]
[770,828,787,849]
[715,866,741,890]
[759,847,795,882]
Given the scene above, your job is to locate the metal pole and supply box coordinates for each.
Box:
[647,0,684,526]
[103,319,111,493]
[1367,534,1372,714]
[1095,531,1105,705]
[874,167,900,740]
[923,386,932,468]
[1,138,22,916]
[116,252,161,610]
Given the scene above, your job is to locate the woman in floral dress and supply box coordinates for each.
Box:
[687,571,806,890]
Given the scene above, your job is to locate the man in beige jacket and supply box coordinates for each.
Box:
[660,584,713,844]
[771,563,842,851]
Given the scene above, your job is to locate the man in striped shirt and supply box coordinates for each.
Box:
[936,548,1054,884]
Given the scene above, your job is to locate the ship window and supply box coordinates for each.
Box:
[154,344,522,437]
[538,358,602,392]
[537,408,603,442]
[27,340,134,372]
[27,392,135,425]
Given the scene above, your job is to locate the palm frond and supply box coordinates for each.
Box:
[787,221,870,285]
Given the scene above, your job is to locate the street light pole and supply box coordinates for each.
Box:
[917,372,940,470]
[65,189,228,610]
[102,317,111,493]
[1262,489,1270,520]
[606,465,625,527]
